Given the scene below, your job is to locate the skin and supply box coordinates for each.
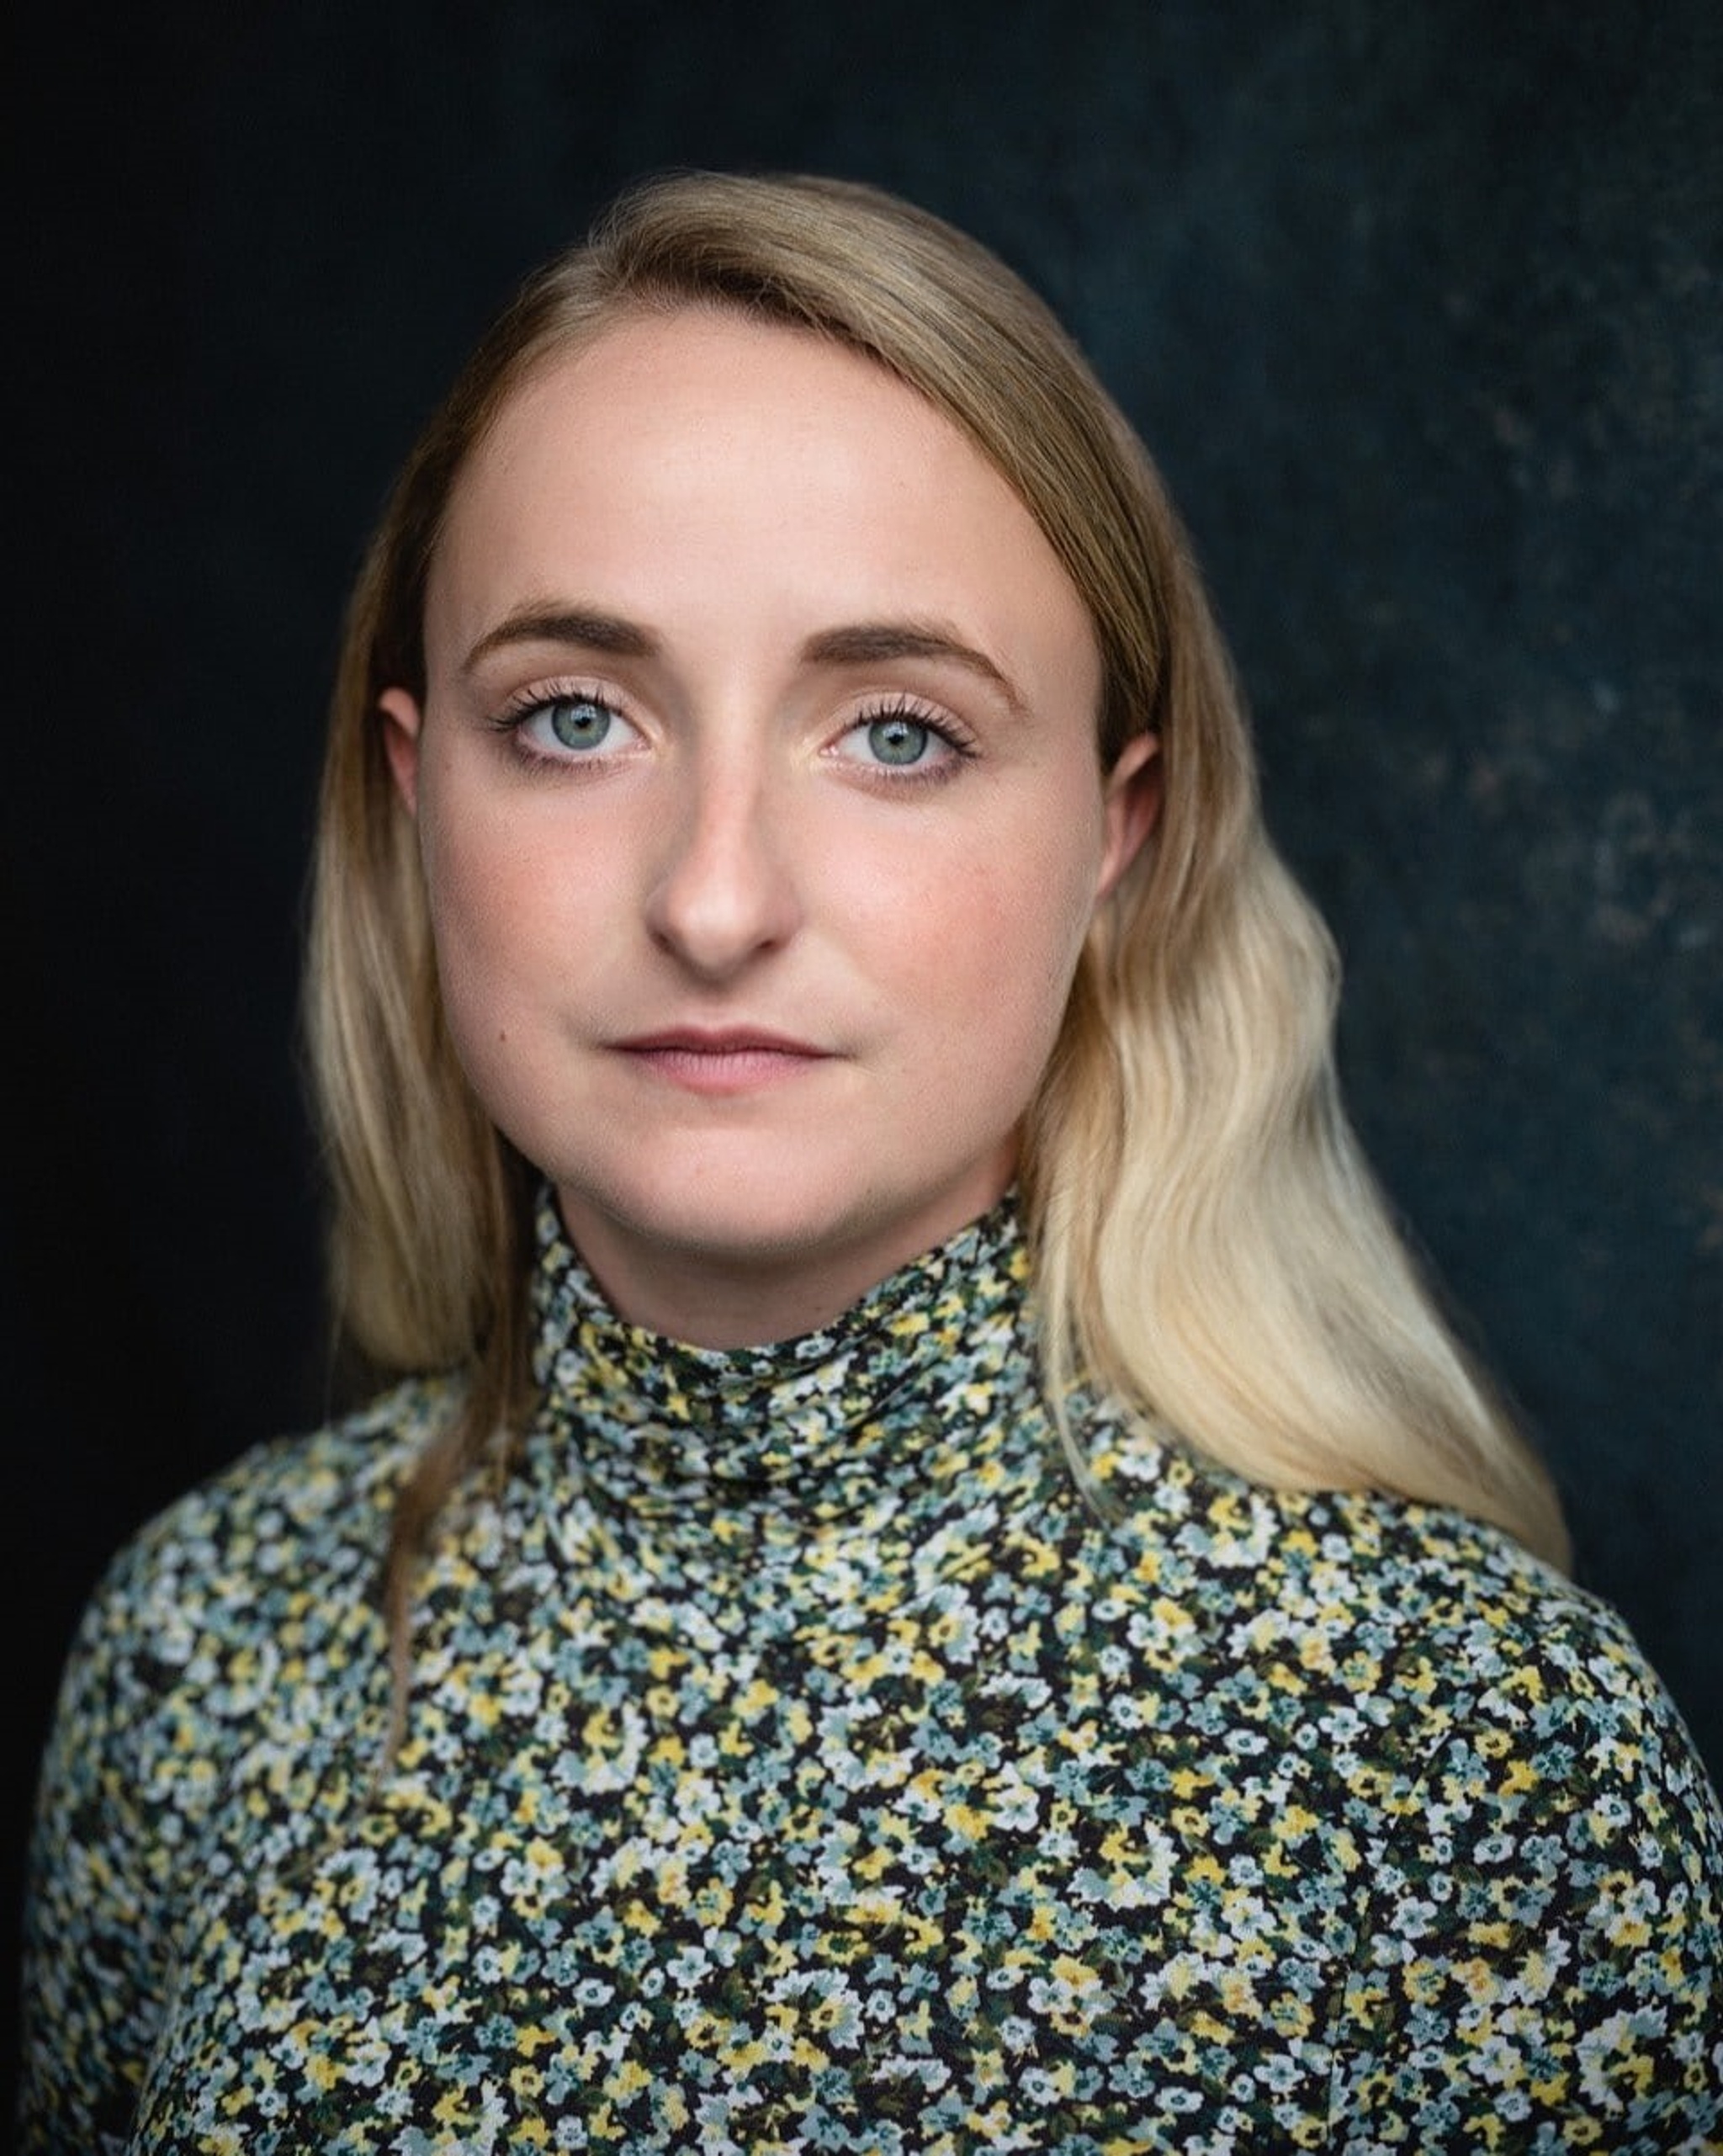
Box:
[382,308,1159,1346]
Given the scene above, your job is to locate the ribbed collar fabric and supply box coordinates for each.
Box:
[527,1186,1053,1535]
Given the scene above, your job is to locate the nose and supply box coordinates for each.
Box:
[644,761,803,979]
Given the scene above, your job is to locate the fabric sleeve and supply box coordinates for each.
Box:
[19,1543,197,2153]
[1328,1599,1723,2151]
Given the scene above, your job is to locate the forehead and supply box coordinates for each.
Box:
[485,304,991,493]
[427,308,1099,702]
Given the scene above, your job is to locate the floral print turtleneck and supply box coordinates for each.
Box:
[22,1196,1723,2151]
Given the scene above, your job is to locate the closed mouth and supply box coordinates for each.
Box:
[614,1028,828,1057]
[611,1028,834,1092]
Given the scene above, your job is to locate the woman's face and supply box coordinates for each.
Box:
[382,308,1158,1345]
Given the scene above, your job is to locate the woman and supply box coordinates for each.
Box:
[22,172,1721,2151]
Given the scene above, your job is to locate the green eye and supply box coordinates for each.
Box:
[867,715,931,766]
[549,698,614,751]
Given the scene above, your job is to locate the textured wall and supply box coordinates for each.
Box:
[8,0,1719,2099]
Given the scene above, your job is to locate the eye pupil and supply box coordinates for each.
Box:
[867,715,929,766]
[549,699,612,751]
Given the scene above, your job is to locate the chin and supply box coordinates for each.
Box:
[596,1173,881,1267]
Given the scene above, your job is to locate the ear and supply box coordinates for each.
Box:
[378,687,427,817]
[1095,731,1162,902]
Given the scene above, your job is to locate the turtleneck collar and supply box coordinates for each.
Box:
[528,1187,1055,1537]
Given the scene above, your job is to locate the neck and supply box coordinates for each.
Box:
[554,1173,1016,1347]
[527,1182,1047,1553]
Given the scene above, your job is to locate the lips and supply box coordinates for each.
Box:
[616,1027,827,1056]
[611,1026,833,1095]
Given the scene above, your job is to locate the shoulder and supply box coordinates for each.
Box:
[1267,1486,1704,1796]
[1099,1432,1681,1742]
[1254,1500,1723,2136]
[83,1373,457,1644]
[1087,1434,1721,1861]
[48,1377,460,1799]
[1086,1451,1723,2132]
[21,1379,465,2146]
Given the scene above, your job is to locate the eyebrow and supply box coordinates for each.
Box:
[462,606,657,675]
[799,622,1027,717]
[460,604,1026,716]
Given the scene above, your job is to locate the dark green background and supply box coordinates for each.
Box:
[8,0,1720,2104]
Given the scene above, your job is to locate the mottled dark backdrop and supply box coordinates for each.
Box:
[8,0,1720,2106]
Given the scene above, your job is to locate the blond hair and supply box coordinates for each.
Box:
[307,173,1568,1707]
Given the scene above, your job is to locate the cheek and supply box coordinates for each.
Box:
[878,825,1101,1063]
[415,790,582,1049]
[424,825,528,975]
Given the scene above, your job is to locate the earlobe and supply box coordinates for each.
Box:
[1096,731,1162,900]
[379,688,426,817]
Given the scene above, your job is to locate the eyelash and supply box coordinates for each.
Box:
[490,681,638,770]
[486,683,978,781]
[836,698,978,785]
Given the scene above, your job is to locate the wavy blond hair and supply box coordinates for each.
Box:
[307,172,1568,1712]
